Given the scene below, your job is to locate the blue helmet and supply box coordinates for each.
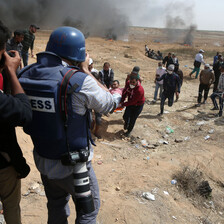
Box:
[46,26,86,62]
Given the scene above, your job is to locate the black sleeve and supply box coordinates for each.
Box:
[162,56,167,65]
[99,71,105,85]
[110,69,114,86]
[0,93,32,127]
[156,74,165,81]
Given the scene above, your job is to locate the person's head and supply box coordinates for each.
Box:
[158,62,162,68]
[131,66,140,80]
[167,64,174,74]
[14,30,24,43]
[88,58,93,71]
[172,53,176,58]
[199,49,204,54]
[103,62,110,71]
[112,80,120,89]
[204,64,210,70]
[218,54,223,61]
[168,52,172,57]
[29,24,39,34]
[0,21,11,62]
[46,26,86,66]
[216,52,220,56]
[129,76,138,88]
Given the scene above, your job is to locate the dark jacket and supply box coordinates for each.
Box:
[99,68,114,88]
[157,72,181,93]
[163,56,173,68]
[0,92,32,178]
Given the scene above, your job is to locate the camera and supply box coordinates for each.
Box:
[61,149,95,214]
[61,148,89,166]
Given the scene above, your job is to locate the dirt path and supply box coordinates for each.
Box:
[15,28,224,224]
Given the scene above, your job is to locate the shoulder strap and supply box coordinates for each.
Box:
[59,68,79,122]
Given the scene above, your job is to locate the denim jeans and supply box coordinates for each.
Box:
[21,51,29,67]
[153,83,163,100]
[210,92,224,116]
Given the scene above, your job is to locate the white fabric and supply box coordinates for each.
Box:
[195,53,204,63]
[156,67,166,84]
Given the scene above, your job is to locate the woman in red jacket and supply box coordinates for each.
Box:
[121,73,145,137]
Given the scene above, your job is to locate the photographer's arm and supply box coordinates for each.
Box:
[4,51,24,95]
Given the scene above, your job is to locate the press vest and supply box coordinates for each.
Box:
[19,52,90,159]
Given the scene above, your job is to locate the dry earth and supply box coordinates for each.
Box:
[14,27,224,224]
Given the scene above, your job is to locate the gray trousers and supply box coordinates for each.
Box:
[41,162,100,224]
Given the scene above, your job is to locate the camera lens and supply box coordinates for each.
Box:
[73,162,95,214]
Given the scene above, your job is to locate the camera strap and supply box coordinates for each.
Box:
[60,68,79,152]
[59,68,90,153]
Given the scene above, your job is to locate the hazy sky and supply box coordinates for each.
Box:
[124,0,224,31]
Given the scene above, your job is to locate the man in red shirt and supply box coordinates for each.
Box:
[121,74,145,137]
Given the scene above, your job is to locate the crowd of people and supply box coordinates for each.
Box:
[0,20,224,224]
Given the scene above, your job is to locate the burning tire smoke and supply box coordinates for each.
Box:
[0,0,129,39]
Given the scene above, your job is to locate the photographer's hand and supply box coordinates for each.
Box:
[4,51,24,95]
[4,50,20,73]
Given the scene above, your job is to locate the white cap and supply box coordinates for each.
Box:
[199,49,204,53]
[167,64,175,71]
[205,63,210,68]
[89,58,93,65]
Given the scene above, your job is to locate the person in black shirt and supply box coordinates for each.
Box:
[213,54,223,92]
[99,62,114,88]
[21,24,39,67]
[0,21,32,224]
[162,52,173,68]
[156,64,181,115]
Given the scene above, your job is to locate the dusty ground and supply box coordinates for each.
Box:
[14,27,224,224]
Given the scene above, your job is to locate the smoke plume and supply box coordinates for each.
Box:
[0,0,130,39]
[165,1,197,45]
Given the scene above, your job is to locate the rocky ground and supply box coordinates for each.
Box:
[8,27,224,224]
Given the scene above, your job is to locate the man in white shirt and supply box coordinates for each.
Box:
[152,62,166,103]
[189,49,205,79]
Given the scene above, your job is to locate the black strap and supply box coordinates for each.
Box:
[60,69,79,122]
[59,69,79,153]
[59,68,90,154]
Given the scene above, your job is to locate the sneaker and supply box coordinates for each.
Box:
[157,112,163,116]
[202,100,206,104]
[195,103,201,107]
[124,131,131,137]
[124,122,128,130]
[211,107,219,110]
[218,111,223,117]
[151,99,156,104]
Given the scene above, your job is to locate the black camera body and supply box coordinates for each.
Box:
[61,148,89,166]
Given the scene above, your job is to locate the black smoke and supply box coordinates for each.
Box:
[165,1,197,45]
[0,0,129,39]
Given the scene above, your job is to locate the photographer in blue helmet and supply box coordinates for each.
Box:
[19,26,115,224]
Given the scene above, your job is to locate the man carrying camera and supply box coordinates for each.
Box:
[0,21,32,224]
[19,26,115,224]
